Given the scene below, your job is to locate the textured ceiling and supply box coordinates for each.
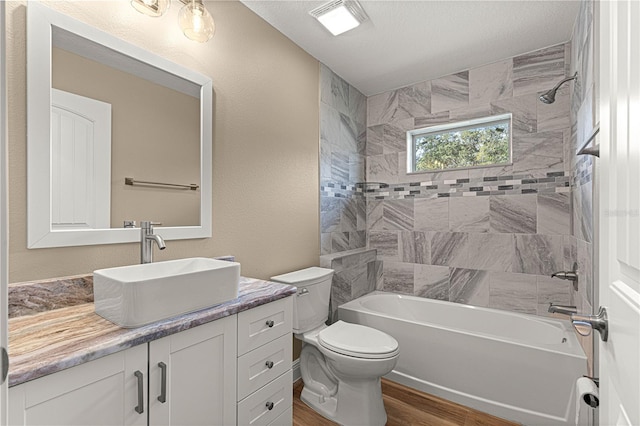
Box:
[239,0,581,96]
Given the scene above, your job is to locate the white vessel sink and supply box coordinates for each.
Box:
[93,257,240,328]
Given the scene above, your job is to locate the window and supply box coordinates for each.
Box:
[407,114,512,173]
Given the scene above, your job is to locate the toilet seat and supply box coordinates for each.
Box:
[318,321,399,359]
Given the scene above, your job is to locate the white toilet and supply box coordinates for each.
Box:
[271,267,399,426]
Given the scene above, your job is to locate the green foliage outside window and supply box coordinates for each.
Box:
[414,123,510,172]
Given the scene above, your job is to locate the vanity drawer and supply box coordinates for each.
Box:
[268,406,292,426]
[238,297,292,355]
[237,370,292,426]
[238,334,292,400]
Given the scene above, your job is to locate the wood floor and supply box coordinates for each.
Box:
[293,379,519,426]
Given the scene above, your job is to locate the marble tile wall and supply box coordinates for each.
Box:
[365,43,576,317]
[367,42,572,183]
[367,194,572,315]
[320,248,382,321]
[569,0,595,330]
[320,64,367,255]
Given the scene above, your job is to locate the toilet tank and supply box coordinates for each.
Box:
[270,267,334,334]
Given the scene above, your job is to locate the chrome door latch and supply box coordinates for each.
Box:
[571,307,609,342]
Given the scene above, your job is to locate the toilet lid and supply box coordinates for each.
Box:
[318,321,399,359]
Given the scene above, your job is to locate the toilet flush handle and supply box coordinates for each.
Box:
[298,288,309,296]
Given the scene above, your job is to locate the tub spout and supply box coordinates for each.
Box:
[548,303,578,316]
[551,271,578,281]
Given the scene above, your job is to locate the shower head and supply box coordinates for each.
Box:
[539,90,557,104]
[539,72,578,104]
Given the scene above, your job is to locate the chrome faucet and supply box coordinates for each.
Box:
[140,221,166,264]
[548,303,578,316]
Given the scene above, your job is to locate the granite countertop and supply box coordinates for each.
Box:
[8,275,296,387]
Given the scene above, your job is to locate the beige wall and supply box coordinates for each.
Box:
[7,0,320,282]
[53,47,201,228]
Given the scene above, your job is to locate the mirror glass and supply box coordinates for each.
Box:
[27,2,212,248]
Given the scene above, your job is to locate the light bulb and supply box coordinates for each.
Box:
[131,0,170,17]
[179,0,215,43]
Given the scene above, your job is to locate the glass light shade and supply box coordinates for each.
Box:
[179,1,215,43]
[131,0,170,17]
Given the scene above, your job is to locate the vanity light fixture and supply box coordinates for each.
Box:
[131,0,170,17]
[131,0,215,43]
[309,0,368,36]
[178,0,215,43]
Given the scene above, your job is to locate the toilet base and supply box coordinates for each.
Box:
[299,378,388,426]
[300,385,338,422]
[295,326,396,426]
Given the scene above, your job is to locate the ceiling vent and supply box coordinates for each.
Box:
[309,0,368,36]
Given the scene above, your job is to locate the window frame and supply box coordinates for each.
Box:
[406,113,513,174]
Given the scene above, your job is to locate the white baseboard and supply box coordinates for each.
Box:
[292,358,301,383]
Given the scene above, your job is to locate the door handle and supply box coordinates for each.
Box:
[1,347,8,385]
[134,370,144,414]
[571,307,609,341]
[158,362,167,403]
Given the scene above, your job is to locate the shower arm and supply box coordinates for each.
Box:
[550,72,578,92]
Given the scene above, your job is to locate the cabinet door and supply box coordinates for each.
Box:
[8,344,147,426]
[149,315,237,426]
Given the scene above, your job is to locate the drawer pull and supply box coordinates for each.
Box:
[266,320,275,328]
[158,362,167,403]
[266,401,274,411]
[134,370,144,414]
[265,360,274,369]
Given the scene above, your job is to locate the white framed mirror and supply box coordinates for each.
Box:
[27,1,212,248]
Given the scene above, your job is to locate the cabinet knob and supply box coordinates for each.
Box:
[265,360,274,369]
[265,320,275,328]
[266,401,274,411]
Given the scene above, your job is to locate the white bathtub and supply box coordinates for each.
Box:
[338,292,588,425]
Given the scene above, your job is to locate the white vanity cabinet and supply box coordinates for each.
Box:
[148,315,237,425]
[236,297,293,426]
[9,344,148,426]
[8,315,237,426]
[7,296,295,426]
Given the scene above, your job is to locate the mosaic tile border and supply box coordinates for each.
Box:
[320,184,361,199]
[321,171,571,200]
[573,155,593,186]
